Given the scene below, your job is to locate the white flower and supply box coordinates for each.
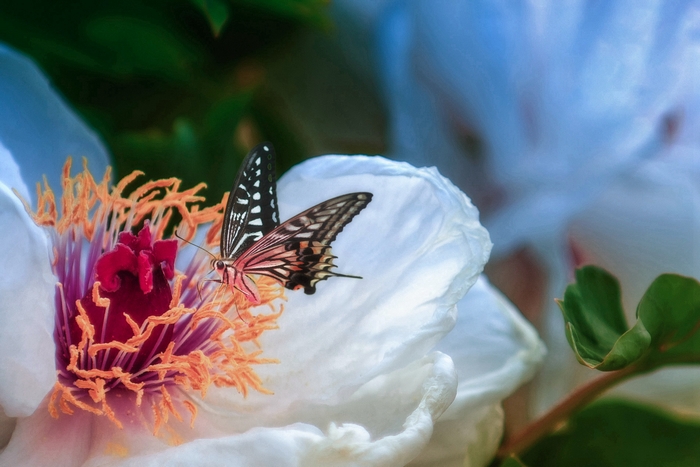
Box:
[0,45,543,466]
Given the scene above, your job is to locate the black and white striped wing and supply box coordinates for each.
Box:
[221,142,280,259]
[232,192,373,294]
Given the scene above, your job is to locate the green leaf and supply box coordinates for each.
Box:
[638,274,700,365]
[560,267,700,371]
[558,266,651,370]
[523,399,700,467]
[500,455,528,467]
[191,0,230,35]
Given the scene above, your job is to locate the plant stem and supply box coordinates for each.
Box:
[497,364,642,458]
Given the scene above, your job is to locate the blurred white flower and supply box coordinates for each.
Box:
[336,0,700,414]
[0,44,109,204]
[0,45,544,466]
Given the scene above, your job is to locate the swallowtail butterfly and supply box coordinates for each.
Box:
[213,143,372,304]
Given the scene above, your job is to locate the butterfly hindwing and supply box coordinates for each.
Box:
[221,143,280,259]
[232,192,373,294]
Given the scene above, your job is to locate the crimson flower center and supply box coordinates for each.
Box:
[62,224,177,374]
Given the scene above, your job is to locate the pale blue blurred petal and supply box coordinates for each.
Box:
[0,44,109,204]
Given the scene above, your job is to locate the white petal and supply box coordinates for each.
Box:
[300,352,457,467]
[0,183,56,417]
[209,156,489,422]
[1,354,456,467]
[0,44,109,204]
[0,406,94,466]
[0,142,29,202]
[439,277,544,403]
[410,276,545,467]
[162,353,454,467]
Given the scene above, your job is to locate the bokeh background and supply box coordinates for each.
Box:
[0,0,386,205]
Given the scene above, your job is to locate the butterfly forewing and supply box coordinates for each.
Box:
[221,143,280,259]
[233,192,373,294]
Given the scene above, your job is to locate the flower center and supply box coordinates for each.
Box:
[64,224,176,378]
[21,158,284,434]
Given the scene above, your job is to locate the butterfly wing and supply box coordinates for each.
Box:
[232,192,373,294]
[221,142,280,259]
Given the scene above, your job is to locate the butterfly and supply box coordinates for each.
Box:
[213,142,373,304]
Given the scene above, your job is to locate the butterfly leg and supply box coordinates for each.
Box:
[229,269,262,305]
[197,278,225,301]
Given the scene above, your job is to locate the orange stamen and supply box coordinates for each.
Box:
[182,400,197,429]
[21,157,285,434]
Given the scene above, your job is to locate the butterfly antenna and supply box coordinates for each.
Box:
[174,231,217,260]
[334,272,363,280]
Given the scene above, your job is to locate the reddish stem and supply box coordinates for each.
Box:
[497,364,642,458]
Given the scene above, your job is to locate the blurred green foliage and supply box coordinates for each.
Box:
[0,0,332,204]
[499,456,528,467]
[523,400,700,467]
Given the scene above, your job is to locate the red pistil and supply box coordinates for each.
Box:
[66,224,176,371]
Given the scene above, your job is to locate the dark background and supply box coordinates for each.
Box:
[0,0,386,204]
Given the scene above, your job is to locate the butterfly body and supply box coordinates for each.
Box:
[214,258,261,304]
[216,143,372,304]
